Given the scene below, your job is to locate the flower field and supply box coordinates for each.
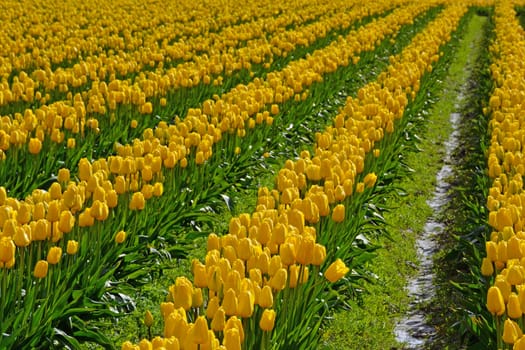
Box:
[1,0,524,348]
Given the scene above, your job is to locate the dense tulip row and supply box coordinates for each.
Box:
[0,0,408,164]
[482,1,525,349]
[120,2,469,349]
[0,0,435,277]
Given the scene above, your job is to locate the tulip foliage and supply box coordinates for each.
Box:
[0,0,503,348]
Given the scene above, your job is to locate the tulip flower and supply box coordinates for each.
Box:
[487,286,506,316]
[259,285,274,308]
[222,288,238,316]
[46,246,62,265]
[503,318,522,344]
[115,230,127,244]
[33,260,48,278]
[192,316,209,344]
[480,257,494,277]
[259,309,276,332]
[211,307,226,332]
[67,240,79,255]
[508,293,522,319]
[324,258,349,283]
[332,204,345,223]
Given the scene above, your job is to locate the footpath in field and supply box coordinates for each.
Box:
[393,12,489,349]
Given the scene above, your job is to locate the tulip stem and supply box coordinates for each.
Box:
[496,315,502,350]
[1,267,6,333]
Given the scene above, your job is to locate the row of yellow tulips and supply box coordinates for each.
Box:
[0,0,435,277]
[482,1,525,349]
[0,0,322,80]
[0,0,354,107]
[0,0,407,160]
[119,2,470,349]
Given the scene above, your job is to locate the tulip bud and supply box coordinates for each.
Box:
[259,285,273,308]
[115,230,126,244]
[312,244,326,266]
[129,192,145,210]
[515,336,525,350]
[238,290,254,318]
[224,316,244,342]
[192,288,203,308]
[480,257,494,277]
[211,307,226,331]
[487,286,505,316]
[222,288,238,316]
[206,296,220,320]
[58,210,75,233]
[28,138,42,154]
[171,277,193,311]
[13,226,31,247]
[503,318,522,344]
[296,237,315,265]
[67,240,79,255]
[223,328,241,350]
[144,310,154,328]
[270,268,287,291]
[324,258,349,283]
[508,265,524,286]
[33,260,48,278]
[46,246,62,265]
[57,168,70,183]
[192,316,209,344]
[279,242,296,266]
[508,292,522,319]
[332,204,345,223]
[193,260,207,288]
[259,309,276,332]
[207,233,221,251]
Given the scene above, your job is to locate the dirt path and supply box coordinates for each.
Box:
[393,12,489,349]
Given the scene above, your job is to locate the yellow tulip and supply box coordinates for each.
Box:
[223,328,241,350]
[324,258,349,283]
[171,277,193,311]
[115,230,127,244]
[67,240,79,255]
[237,290,254,318]
[28,138,42,154]
[332,204,345,223]
[13,226,31,247]
[192,288,203,308]
[487,286,506,316]
[259,285,273,308]
[312,244,326,266]
[58,210,75,233]
[129,192,146,210]
[269,268,287,291]
[279,242,296,266]
[211,307,226,331]
[144,310,154,328]
[222,288,238,316]
[57,168,70,183]
[508,293,522,319]
[503,318,522,344]
[46,246,62,265]
[33,260,48,278]
[259,309,276,332]
[192,316,208,345]
[224,316,244,342]
[480,257,494,277]
[205,295,220,319]
[192,260,207,288]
